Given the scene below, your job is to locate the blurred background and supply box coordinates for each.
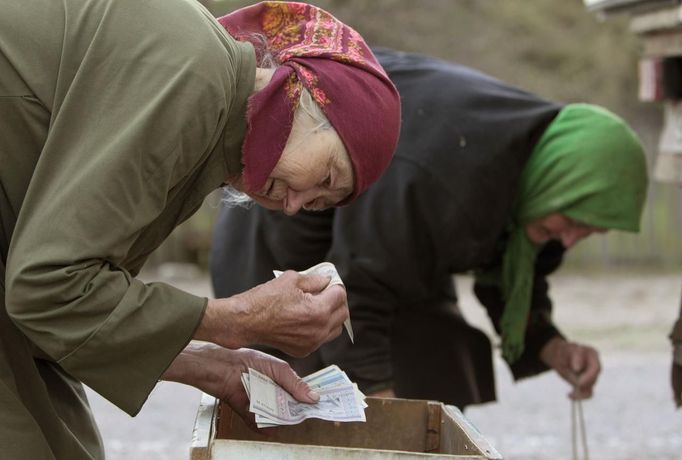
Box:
[87,1,682,459]
[157,0,681,271]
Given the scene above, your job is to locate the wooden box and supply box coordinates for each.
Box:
[190,394,503,459]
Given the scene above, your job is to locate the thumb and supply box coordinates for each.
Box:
[297,273,331,294]
[571,350,583,371]
[272,363,320,404]
[570,347,585,381]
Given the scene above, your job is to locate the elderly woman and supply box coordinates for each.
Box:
[211,48,648,409]
[0,1,399,458]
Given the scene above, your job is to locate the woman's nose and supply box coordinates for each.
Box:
[560,228,593,249]
[284,189,316,216]
[560,232,579,249]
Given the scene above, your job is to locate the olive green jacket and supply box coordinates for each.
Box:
[0,0,254,458]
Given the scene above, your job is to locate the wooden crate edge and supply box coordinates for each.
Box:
[441,405,503,460]
[190,393,218,460]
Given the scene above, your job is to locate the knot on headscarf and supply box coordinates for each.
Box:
[478,103,649,363]
[218,2,401,202]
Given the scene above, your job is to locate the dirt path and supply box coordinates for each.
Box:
[86,269,682,460]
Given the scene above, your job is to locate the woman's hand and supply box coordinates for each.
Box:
[196,271,349,357]
[540,337,601,400]
[162,342,319,430]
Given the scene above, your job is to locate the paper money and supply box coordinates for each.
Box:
[242,365,367,428]
[273,262,354,343]
[247,368,366,427]
[303,364,367,409]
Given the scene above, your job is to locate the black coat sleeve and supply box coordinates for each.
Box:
[473,240,566,380]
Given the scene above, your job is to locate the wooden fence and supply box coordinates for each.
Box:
[567,180,681,269]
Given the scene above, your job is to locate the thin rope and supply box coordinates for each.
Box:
[571,398,589,460]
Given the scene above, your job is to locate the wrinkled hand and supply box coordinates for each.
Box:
[540,337,601,400]
[198,271,349,358]
[162,342,319,430]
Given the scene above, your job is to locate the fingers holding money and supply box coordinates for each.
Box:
[316,284,349,342]
[212,270,349,357]
[250,351,321,404]
[294,271,334,293]
[268,279,348,357]
[275,262,354,343]
[221,347,320,430]
[242,364,367,428]
[195,262,350,358]
[295,272,350,343]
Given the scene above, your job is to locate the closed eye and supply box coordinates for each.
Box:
[266,179,287,201]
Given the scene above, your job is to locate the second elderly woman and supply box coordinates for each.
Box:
[210,48,648,410]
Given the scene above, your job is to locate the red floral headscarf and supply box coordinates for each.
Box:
[218,2,401,203]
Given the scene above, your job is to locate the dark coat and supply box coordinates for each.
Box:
[211,48,566,408]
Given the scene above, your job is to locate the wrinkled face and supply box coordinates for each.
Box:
[524,213,607,249]
[248,111,354,216]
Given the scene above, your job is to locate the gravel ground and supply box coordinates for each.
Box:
[86,269,682,460]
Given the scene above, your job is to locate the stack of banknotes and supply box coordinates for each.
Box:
[241,365,367,428]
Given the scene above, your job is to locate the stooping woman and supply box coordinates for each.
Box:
[211,48,648,409]
[0,1,400,458]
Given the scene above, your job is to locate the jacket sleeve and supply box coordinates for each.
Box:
[321,162,462,392]
[4,2,236,415]
[473,240,566,380]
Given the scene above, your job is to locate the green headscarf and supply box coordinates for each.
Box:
[479,103,648,363]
